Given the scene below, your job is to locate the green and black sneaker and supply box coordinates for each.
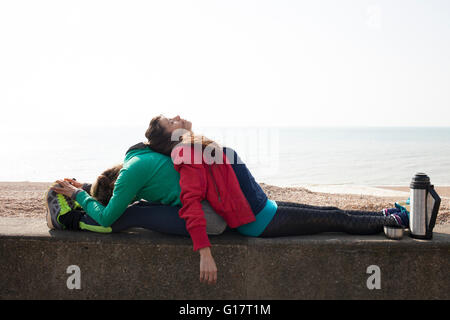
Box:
[45,183,82,230]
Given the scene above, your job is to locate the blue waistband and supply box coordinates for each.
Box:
[237,199,278,237]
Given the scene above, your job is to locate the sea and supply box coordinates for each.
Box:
[1,126,449,189]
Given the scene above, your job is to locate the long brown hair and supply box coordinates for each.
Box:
[144,115,178,156]
[91,164,123,206]
[145,115,220,156]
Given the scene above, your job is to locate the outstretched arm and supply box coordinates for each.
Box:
[52,160,146,227]
[173,146,217,285]
[176,163,218,285]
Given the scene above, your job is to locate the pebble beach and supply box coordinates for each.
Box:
[1,181,449,226]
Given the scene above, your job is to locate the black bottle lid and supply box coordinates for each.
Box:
[410,172,430,189]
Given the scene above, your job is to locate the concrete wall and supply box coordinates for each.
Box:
[1,218,449,299]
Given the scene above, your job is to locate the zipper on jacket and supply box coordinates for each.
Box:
[208,165,221,202]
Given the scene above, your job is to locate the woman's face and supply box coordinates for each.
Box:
[159,115,192,133]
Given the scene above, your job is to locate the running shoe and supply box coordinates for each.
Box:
[381,207,402,216]
[391,210,410,228]
[45,183,82,230]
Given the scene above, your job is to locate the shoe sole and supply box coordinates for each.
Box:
[44,183,73,230]
[44,187,55,230]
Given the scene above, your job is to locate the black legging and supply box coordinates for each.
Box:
[259,201,397,237]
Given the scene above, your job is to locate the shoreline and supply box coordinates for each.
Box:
[294,184,450,198]
[296,184,410,198]
[1,181,449,225]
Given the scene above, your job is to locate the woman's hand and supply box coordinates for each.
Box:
[64,178,83,189]
[51,180,80,198]
[199,247,217,285]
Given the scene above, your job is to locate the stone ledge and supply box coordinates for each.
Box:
[1,218,449,299]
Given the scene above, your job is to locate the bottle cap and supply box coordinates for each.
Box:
[410,172,430,189]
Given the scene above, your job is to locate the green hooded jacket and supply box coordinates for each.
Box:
[75,145,182,227]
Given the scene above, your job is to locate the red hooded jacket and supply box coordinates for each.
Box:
[172,145,256,251]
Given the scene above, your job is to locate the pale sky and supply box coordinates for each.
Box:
[1,0,449,132]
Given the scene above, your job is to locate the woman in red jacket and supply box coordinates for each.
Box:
[145,115,409,285]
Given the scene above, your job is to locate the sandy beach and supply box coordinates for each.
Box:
[0,181,449,225]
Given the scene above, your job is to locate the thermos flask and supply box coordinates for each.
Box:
[409,173,441,239]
